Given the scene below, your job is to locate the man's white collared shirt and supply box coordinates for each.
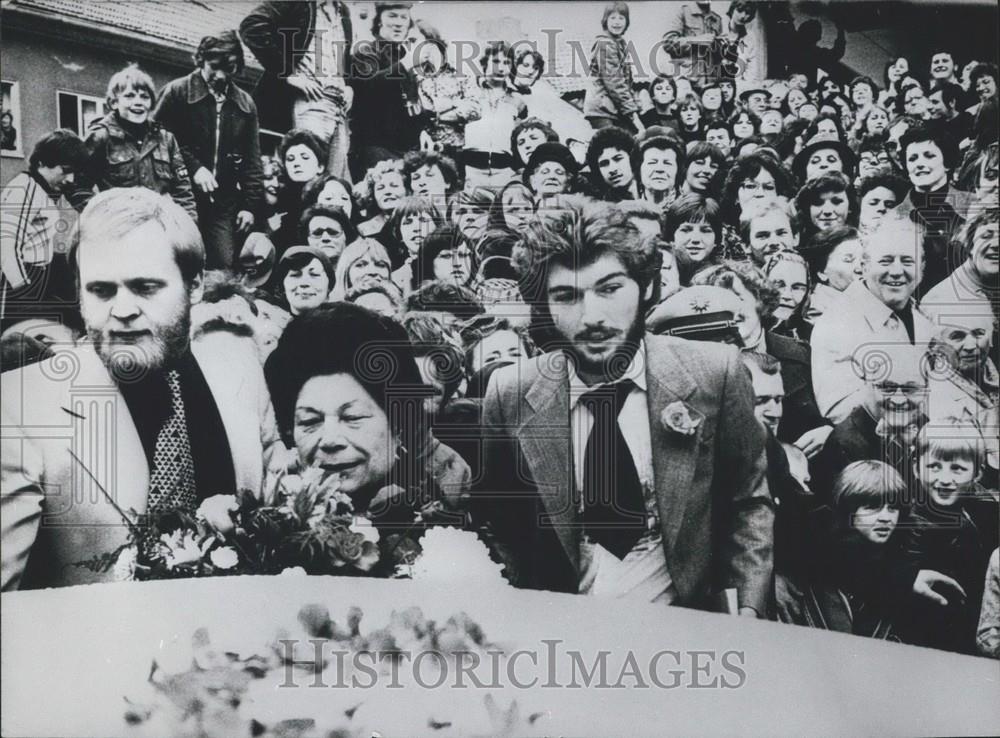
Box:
[566,341,677,605]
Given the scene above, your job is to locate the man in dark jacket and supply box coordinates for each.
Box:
[154,32,264,269]
[347,2,422,180]
[240,1,354,179]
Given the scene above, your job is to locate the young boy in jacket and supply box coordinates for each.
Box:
[78,65,196,222]
[897,417,1000,653]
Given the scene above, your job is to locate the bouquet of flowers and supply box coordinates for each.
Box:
[75,468,511,585]
[75,468,422,581]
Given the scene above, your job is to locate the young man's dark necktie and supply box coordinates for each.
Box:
[580,380,646,558]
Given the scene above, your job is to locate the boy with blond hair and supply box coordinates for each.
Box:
[79,64,196,221]
[897,417,999,653]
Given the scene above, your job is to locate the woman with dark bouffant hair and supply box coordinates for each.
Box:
[264,302,449,533]
[270,129,329,251]
[720,151,797,226]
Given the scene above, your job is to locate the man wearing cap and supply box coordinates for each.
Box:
[238,232,277,293]
[523,142,578,199]
[240,1,354,179]
[739,86,770,118]
[793,134,856,184]
[154,32,265,270]
[1,188,283,590]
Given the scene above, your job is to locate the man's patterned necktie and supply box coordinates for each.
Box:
[146,369,197,515]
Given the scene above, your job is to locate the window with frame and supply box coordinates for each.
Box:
[2,79,24,157]
[57,91,107,138]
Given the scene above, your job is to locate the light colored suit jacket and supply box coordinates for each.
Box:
[476,334,774,614]
[1,334,282,590]
[811,280,935,424]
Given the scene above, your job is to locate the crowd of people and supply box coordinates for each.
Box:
[1,1,998,659]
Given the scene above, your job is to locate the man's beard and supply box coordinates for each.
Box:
[90,305,191,381]
[566,306,645,382]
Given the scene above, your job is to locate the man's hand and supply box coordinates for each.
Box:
[793,425,834,459]
[419,130,437,153]
[193,167,218,194]
[235,210,254,233]
[397,38,418,72]
[287,73,325,102]
[631,114,646,134]
[913,569,967,607]
[738,606,759,618]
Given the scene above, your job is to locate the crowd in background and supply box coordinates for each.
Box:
[1,1,998,658]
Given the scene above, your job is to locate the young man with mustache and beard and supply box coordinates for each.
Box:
[811,211,936,424]
[1,188,282,590]
[153,32,265,270]
[474,199,774,616]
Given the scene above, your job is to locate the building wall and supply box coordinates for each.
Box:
[0,26,196,188]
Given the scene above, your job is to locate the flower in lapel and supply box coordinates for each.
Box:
[660,401,702,437]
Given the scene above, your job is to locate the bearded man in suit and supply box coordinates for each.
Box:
[2,187,282,590]
[474,199,773,616]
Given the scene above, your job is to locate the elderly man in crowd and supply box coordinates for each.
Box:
[154,32,264,269]
[812,343,930,499]
[1,188,282,590]
[811,211,935,423]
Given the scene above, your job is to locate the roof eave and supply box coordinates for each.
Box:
[1,5,261,80]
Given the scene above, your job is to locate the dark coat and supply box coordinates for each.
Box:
[348,37,421,153]
[893,493,999,654]
[764,331,828,444]
[474,336,774,614]
[896,185,975,297]
[239,1,354,134]
[810,406,920,502]
[80,113,197,222]
[152,71,264,217]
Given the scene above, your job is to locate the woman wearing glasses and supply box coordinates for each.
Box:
[720,152,797,260]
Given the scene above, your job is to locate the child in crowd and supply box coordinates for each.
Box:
[896,418,1000,653]
[775,460,906,639]
[81,64,196,221]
